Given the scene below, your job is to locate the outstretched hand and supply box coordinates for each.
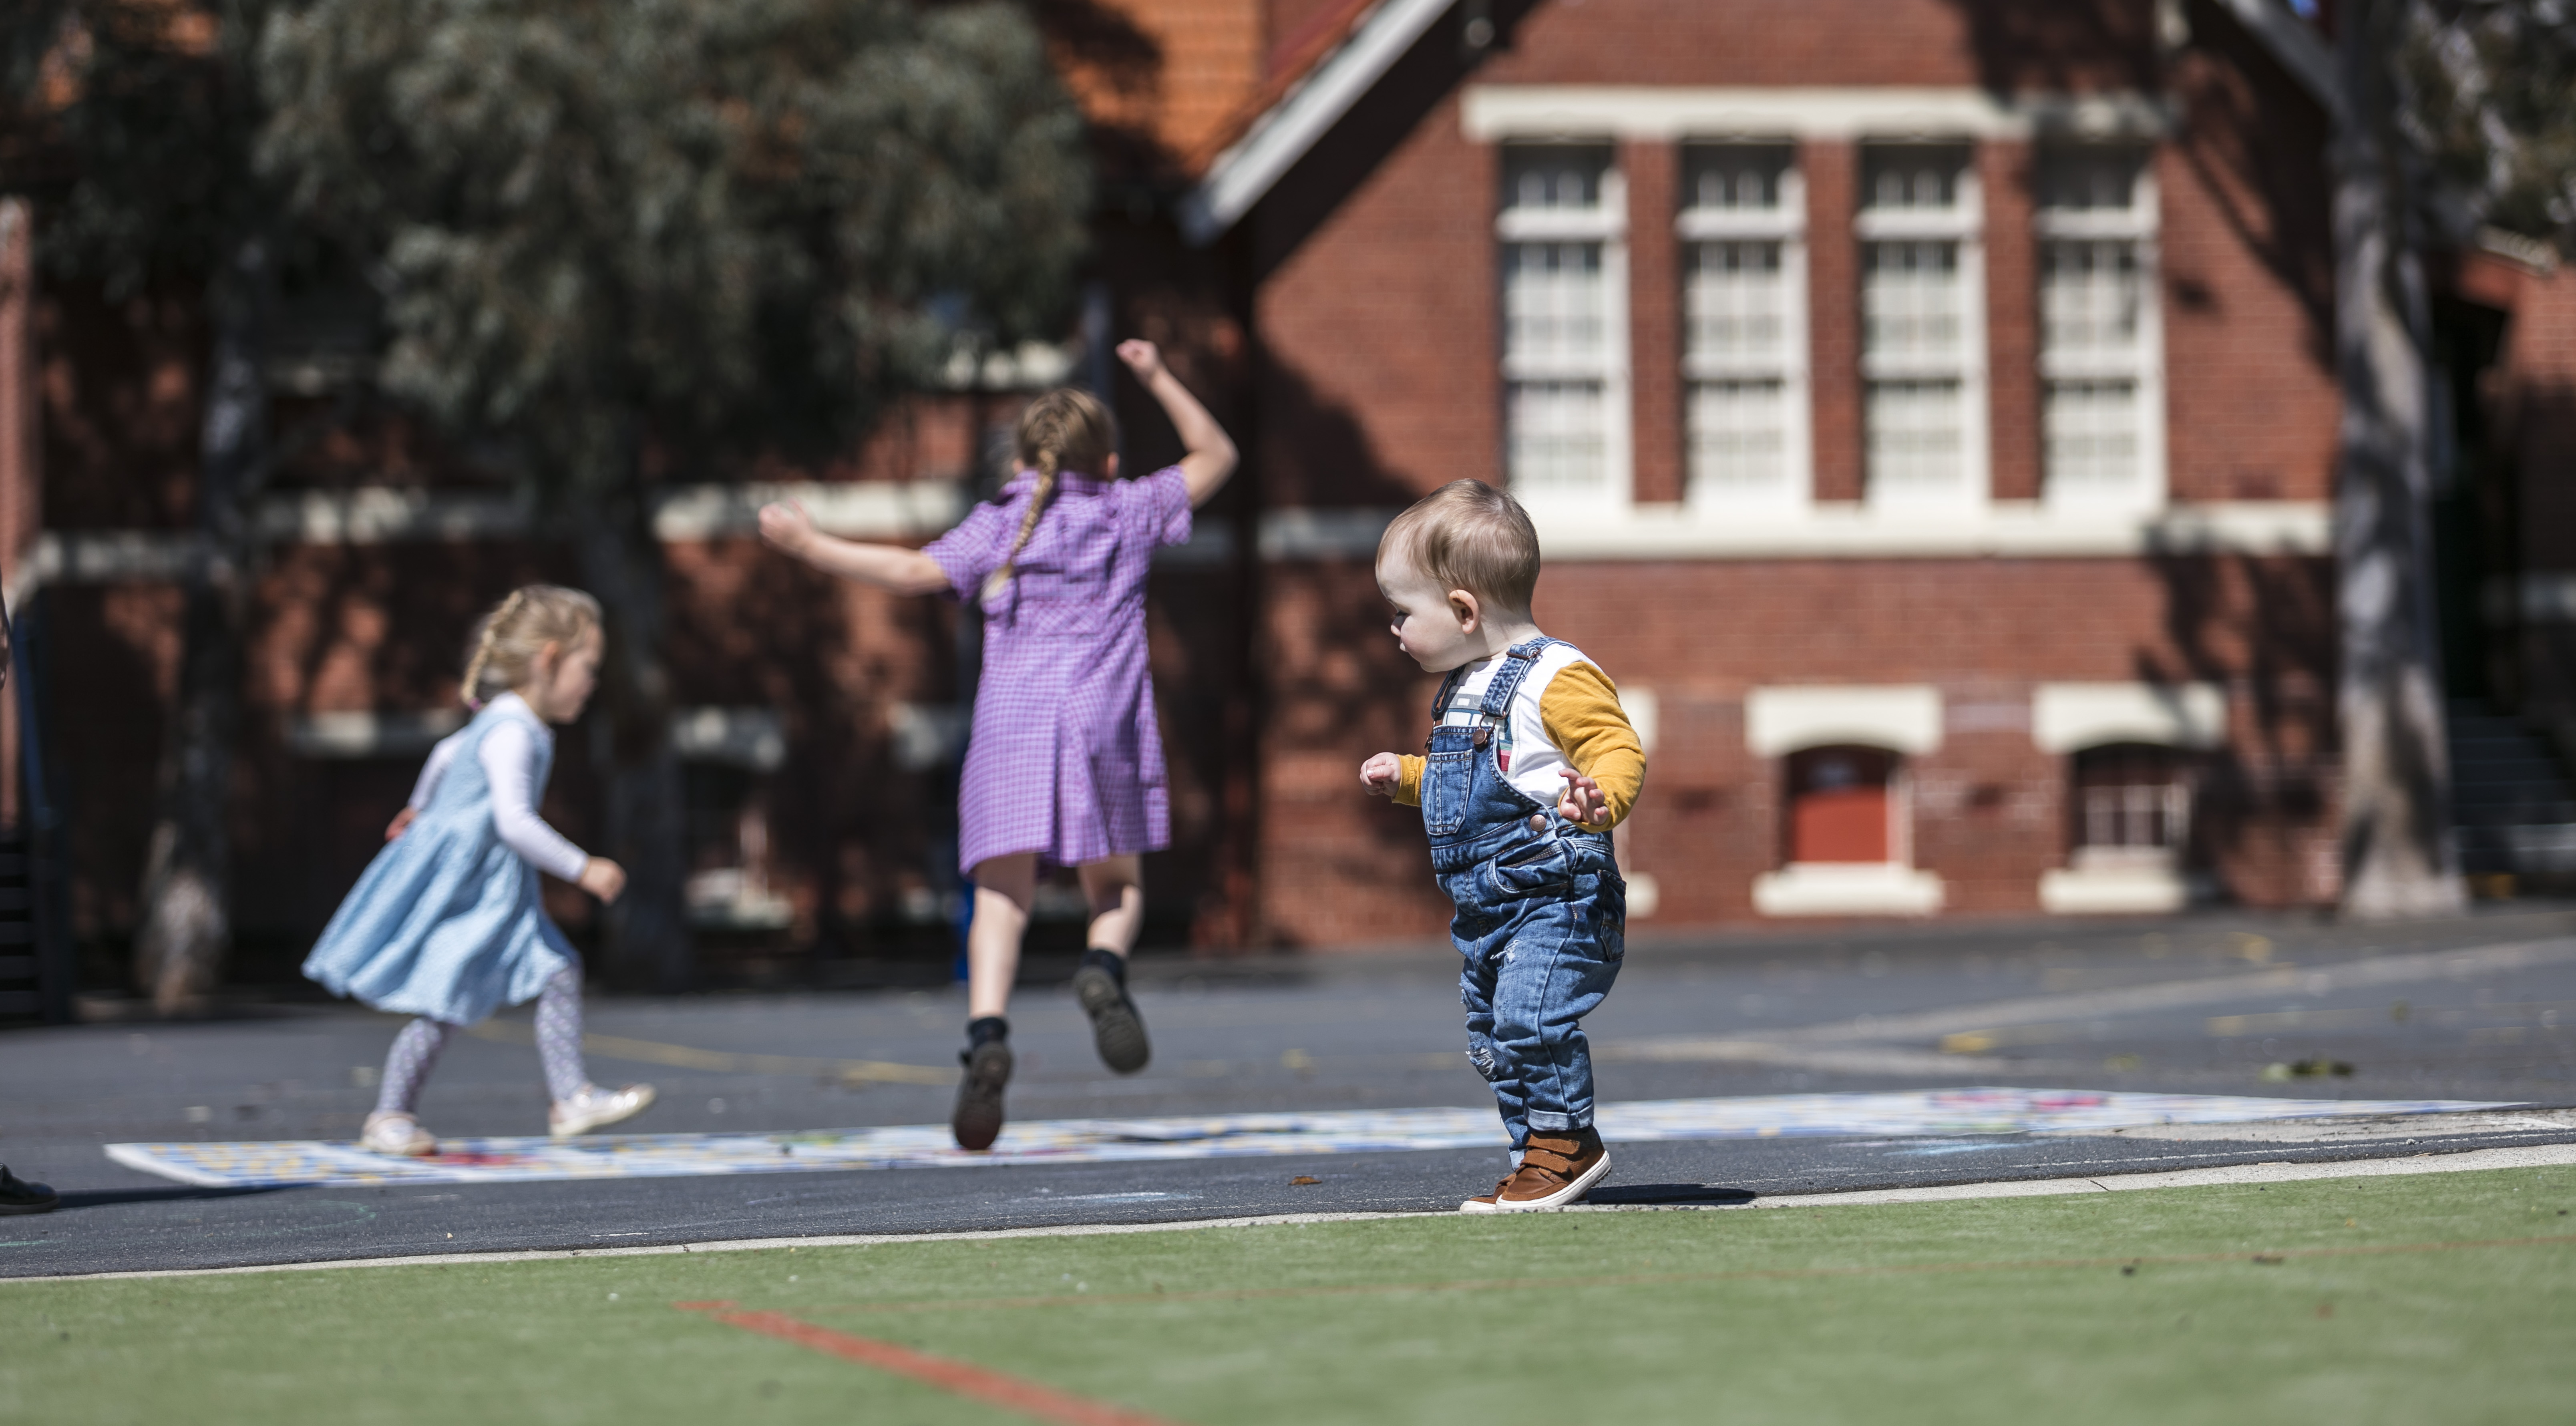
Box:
[1115,338,1167,384]
[1359,752,1405,798]
[579,857,628,904]
[757,499,816,555]
[1557,769,1611,828]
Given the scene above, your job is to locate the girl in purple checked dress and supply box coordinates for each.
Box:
[759,340,1236,1148]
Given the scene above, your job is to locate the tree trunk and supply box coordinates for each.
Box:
[2330,0,2464,919]
[570,422,692,991]
[135,232,272,1012]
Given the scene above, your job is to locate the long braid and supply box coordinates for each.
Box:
[460,588,531,710]
[981,449,1061,604]
[983,387,1116,606]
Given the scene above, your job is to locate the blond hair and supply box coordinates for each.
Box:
[1378,479,1542,613]
[983,387,1120,603]
[460,584,604,709]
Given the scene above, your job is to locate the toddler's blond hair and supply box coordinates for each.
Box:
[460,584,603,709]
[1378,479,1541,614]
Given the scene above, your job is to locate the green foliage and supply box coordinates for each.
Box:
[2403,1,2576,254]
[1,1,272,294]
[256,0,1092,480]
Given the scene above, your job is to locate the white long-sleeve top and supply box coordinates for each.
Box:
[406,693,592,882]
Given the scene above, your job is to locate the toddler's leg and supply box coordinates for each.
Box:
[535,968,589,1103]
[1484,900,1622,1136]
[374,1018,459,1117]
[1459,950,1530,1151]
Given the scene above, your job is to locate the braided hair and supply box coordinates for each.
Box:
[460,584,603,709]
[981,387,1118,604]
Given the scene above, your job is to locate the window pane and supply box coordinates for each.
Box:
[1863,241,1962,360]
[2039,146,2145,213]
[1685,144,1792,211]
[1687,240,1785,363]
[1503,145,1612,212]
[1862,145,1969,211]
[1504,241,1606,369]
[1507,380,1608,493]
[1866,378,1964,491]
[2071,744,2191,852]
[1689,378,1788,489]
[2041,239,2142,355]
[2044,380,2140,487]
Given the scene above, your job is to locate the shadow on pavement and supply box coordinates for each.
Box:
[54,1185,292,1211]
[1587,1184,1758,1207]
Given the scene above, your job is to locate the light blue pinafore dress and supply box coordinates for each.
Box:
[302,699,579,1026]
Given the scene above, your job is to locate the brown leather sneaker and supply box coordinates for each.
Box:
[1458,1127,1610,1213]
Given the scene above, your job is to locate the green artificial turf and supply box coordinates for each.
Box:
[4,1167,2572,1425]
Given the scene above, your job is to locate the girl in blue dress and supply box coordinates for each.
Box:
[304,585,655,1156]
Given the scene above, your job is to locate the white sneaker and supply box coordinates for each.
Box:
[549,1083,656,1138]
[360,1111,438,1157]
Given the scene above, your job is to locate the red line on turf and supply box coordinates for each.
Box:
[677,1303,1184,1426]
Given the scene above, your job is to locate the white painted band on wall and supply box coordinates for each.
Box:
[2512,572,2576,623]
[2031,682,2227,753]
[283,710,466,758]
[1747,685,1943,756]
[1462,86,2177,143]
[668,708,787,771]
[21,497,2334,589]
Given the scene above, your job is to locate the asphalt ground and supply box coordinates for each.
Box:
[6,905,2576,1279]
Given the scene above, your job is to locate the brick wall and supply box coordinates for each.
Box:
[1241,0,2352,940]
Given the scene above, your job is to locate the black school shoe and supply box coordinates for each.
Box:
[0,1165,58,1215]
[1072,948,1151,1074]
[952,1040,1014,1151]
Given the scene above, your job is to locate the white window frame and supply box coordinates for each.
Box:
[1855,145,1988,519]
[1497,146,1631,512]
[2035,151,2166,515]
[1677,145,1810,517]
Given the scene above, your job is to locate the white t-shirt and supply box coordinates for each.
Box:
[407,693,591,882]
[1434,640,1599,811]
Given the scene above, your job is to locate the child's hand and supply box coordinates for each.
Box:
[1359,752,1404,798]
[579,857,628,903]
[757,499,815,555]
[1557,770,1611,828]
[1115,338,1167,384]
[384,807,418,842]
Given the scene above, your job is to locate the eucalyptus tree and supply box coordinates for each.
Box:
[257,0,1089,985]
[2323,0,2576,917]
[2,1,284,1012]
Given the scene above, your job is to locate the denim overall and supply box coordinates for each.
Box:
[1422,638,1627,1150]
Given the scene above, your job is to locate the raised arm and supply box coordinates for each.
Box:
[1116,340,1237,509]
[757,500,951,595]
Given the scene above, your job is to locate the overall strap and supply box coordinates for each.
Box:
[1475,637,1563,720]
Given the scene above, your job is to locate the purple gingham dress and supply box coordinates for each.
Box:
[924,467,1191,875]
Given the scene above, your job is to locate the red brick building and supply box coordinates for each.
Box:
[4,0,2574,992]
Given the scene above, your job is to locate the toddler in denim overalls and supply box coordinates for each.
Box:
[1361,481,1647,1212]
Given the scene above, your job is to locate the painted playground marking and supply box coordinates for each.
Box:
[678,1302,1182,1426]
[41,1140,2576,1283]
[105,1088,2509,1190]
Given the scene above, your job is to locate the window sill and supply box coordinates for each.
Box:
[1753,863,1945,917]
[2038,864,2211,914]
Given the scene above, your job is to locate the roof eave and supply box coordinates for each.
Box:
[1178,0,1459,246]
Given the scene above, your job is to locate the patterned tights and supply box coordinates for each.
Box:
[373,969,591,1116]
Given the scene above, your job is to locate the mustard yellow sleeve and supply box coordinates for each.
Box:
[1392,753,1425,807]
[1539,663,1646,827]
